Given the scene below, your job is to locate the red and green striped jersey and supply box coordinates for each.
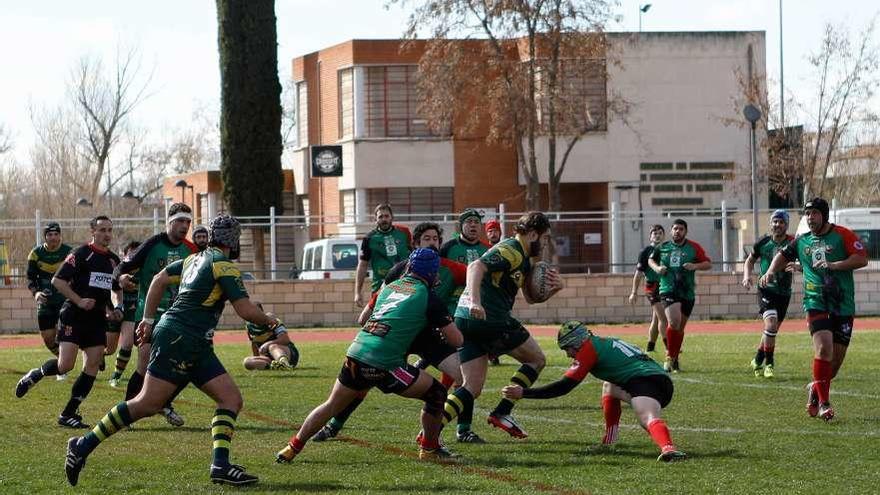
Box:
[455,238,530,322]
[780,224,866,315]
[565,334,666,385]
[360,225,412,293]
[650,239,710,300]
[347,275,451,370]
[159,248,249,340]
[752,234,795,296]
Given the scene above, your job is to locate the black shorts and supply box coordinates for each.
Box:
[621,374,674,408]
[644,282,661,305]
[758,290,791,323]
[408,326,457,368]
[337,357,421,394]
[661,294,695,318]
[807,310,855,346]
[455,316,531,363]
[37,304,62,332]
[57,305,108,349]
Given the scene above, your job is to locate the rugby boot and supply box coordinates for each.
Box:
[210,463,258,485]
[275,444,299,463]
[663,357,673,372]
[15,368,43,398]
[806,382,820,418]
[312,424,339,442]
[487,414,528,439]
[658,445,687,462]
[671,358,681,374]
[818,402,835,422]
[163,406,185,427]
[65,437,88,486]
[750,358,763,377]
[456,430,486,443]
[419,445,457,461]
[58,413,90,429]
[763,364,775,379]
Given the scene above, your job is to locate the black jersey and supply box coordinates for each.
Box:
[55,243,121,314]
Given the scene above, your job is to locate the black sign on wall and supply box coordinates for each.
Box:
[310,145,343,177]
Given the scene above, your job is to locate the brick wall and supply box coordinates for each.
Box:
[3,271,880,334]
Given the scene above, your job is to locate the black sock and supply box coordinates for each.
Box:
[164,382,188,410]
[765,350,775,366]
[38,358,59,378]
[125,371,144,401]
[493,364,540,417]
[62,373,96,417]
[754,347,766,366]
[329,396,364,431]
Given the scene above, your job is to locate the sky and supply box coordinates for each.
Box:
[1,0,878,164]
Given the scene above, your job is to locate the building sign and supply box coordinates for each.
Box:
[310,145,343,177]
[583,233,602,245]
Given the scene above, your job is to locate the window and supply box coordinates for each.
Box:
[364,66,432,138]
[341,190,356,223]
[338,68,354,139]
[296,81,308,148]
[536,58,608,133]
[312,245,323,270]
[367,187,453,218]
[332,243,359,269]
[303,247,313,272]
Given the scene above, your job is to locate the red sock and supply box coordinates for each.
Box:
[812,358,833,404]
[666,327,684,359]
[289,435,306,453]
[440,373,455,390]
[418,432,440,450]
[646,418,674,450]
[602,395,621,444]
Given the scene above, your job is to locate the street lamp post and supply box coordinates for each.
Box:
[743,104,762,244]
[639,4,652,32]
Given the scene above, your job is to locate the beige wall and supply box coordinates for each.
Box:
[4,270,880,333]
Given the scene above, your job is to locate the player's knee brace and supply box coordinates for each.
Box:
[420,379,447,417]
[763,326,779,338]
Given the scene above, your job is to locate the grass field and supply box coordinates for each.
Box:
[2,327,880,495]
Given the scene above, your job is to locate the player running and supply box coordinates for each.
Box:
[742,210,795,379]
[64,214,279,486]
[107,241,141,387]
[276,248,462,462]
[502,321,686,462]
[243,302,299,370]
[760,198,867,421]
[441,211,564,440]
[26,221,73,359]
[648,219,711,373]
[16,216,122,429]
[629,224,667,352]
[113,202,197,426]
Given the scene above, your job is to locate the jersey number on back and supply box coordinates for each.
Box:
[372,291,410,318]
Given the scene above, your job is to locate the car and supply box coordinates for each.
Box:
[298,238,361,280]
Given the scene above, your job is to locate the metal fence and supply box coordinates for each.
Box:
[1,203,877,285]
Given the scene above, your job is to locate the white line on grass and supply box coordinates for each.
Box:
[672,376,880,400]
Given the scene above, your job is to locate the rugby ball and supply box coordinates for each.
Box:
[525,261,555,303]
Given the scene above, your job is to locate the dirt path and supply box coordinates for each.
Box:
[3,317,879,349]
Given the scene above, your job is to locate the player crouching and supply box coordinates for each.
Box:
[502,321,686,462]
[243,302,299,371]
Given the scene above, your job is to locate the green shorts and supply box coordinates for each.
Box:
[147,324,226,387]
[37,302,63,331]
[455,315,531,363]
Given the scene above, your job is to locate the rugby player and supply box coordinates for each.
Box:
[484,219,502,246]
[648,219,711,372]
[108,241,141,387]
[276,248,462,462]
[243,302,299,370]
[113,202,197,426]
[16,216,122,429]
[629,224,667,352]
[440,208,490,265]
[192,225,210,251]
[354,203,412,307]
[442,211,564,439]
[26,222,72,359]
[65,214,278,486]
[760,198,867,421]
[742,210,795,378]
[502,321,686,462]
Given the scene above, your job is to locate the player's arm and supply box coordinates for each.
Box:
[26,250,40,295]
[742,251,758,289]
[829,228,869,271]
[113,236,156,289]
[683,242,712,271]
[258,327,292,354]
[505,376,581,400]
[648,248,666,275]
[759,251,792,288]
[629,269,644,304]
[354,236,371,307]
[465,259,489,317]
[52,250,93,310]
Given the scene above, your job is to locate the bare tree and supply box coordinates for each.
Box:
[394,0,618,210]
[800,18,880,198]
[0,123,12,155]
[71,46,152,204]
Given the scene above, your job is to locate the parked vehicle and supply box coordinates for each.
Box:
[299,238,361,280]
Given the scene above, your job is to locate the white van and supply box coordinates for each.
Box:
[299,238,361,280]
